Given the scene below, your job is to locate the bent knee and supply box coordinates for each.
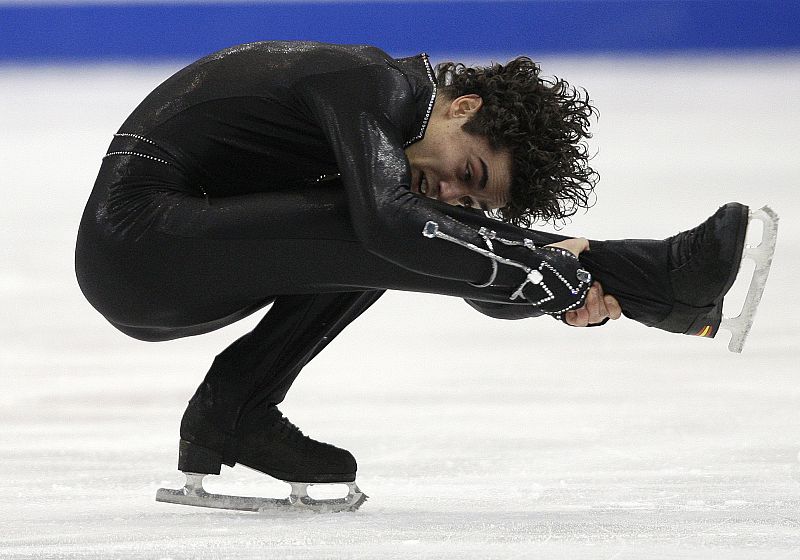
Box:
[110,322,188,342]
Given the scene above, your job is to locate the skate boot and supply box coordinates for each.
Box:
[157,404,366,513]
[654,202,778,352]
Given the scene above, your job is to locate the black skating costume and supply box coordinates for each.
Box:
[75,42,745,484]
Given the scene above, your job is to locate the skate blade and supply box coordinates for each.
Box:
[156,473,367,513]
[720,205,778,353]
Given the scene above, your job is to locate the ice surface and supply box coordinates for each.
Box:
[2,54,800,559]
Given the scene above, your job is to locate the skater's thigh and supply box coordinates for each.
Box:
[152,185,358,242]
[79,177,529,333]
[142,185,518,302]
[144,221,513,303]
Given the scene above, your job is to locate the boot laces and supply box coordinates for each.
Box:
[672,221,709,268]
[270,409,315,447]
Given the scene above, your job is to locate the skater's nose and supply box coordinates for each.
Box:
[437,179,470,207]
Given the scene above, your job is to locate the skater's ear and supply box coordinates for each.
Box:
[446,94,483,120]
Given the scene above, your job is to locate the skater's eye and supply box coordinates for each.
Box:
[465,163,472,182]
[461,196,475,208]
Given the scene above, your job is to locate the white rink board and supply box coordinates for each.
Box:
[1,55,799,559]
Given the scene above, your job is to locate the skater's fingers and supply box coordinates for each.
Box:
[590,281,621,321]
[565,307,589,327]
[566,281,620,327]
[585,284,605,324]
[594,281,605,299]
[604,294,622,320]
[565,283,620,327]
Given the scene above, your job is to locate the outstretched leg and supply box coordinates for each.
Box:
[460,202,776,351]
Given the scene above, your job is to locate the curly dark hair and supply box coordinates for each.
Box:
[435,57,598,226]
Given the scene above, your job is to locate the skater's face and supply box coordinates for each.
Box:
[404,95,512,211]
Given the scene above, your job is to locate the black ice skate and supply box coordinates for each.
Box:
[655,202,778,352]
[156,404,366,513]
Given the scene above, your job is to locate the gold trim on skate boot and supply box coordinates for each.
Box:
[695,325,714,338]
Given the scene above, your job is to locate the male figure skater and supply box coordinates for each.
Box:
[75,42,774,511]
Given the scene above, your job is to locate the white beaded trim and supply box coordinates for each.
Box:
[479,227,537,249]
[105,133,172,166]
[103,151,171,166]
[540,247,586,294]
[544,287,591,317]
[512,248,591,308]
[113,132,159,146]
[421,220,591,311]
[404,53,437,147]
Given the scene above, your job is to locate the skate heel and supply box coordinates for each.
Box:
[178,439,223,475]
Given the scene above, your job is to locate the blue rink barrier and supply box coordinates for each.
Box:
[1,1,799,61]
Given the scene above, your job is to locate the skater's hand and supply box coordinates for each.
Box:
[564,281,622,327]
[542,239,621,327]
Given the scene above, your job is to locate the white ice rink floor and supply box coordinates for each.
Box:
[2,54,799,559]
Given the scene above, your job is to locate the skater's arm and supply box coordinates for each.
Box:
[296,62,591,314]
